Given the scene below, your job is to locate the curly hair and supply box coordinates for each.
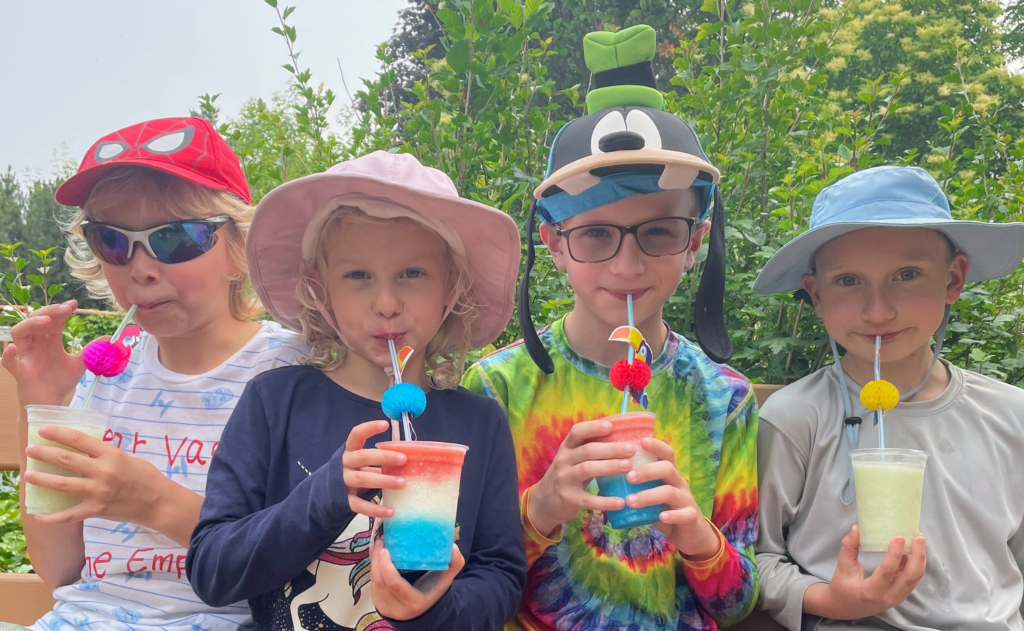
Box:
[295,205,479,390]
[63,167,263,321]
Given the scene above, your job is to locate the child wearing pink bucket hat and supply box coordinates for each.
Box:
[187,152,527,630]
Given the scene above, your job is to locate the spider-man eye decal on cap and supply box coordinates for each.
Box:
[94,141,130,163]
[55,116,252,207]
[143,126,195,155]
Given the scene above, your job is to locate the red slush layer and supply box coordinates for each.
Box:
[591,412,656,444]
[379,441,468,480]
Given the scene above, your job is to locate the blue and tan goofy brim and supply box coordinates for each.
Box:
[753,166,1024,294]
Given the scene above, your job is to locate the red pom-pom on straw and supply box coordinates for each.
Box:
[609,358,651,390]
[629,358,652,389]
[609,359,630,391]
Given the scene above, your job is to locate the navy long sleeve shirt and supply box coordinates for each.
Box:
[186,365,526,631]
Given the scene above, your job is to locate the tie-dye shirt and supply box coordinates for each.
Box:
[462,316,759,630]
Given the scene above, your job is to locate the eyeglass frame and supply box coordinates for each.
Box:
[553,216,698,263]
[80,215,231,265]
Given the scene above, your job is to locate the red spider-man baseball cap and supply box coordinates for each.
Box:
[55,116,251,207]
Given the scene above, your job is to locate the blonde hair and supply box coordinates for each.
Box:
[296,205,478,390]
[63,167,263,321]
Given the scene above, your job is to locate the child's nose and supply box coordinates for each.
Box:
[372,284,403,318]
[127,246,161,285]
[608,233,645,276]
[863,285,897,323]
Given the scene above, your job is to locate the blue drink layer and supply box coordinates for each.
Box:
[596,473,664,529]
[384,517,454,571]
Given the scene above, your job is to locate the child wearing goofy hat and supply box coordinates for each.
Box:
[463,25,759,631]
[187,151,527,630]
[753,166,1024,630]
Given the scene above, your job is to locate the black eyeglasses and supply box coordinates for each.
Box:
[555,217,696,263]
[81,216,230,266]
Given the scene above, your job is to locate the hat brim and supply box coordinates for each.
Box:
[535,149,721,199]
[753,219,1024,294]
[54,159,242,207]
[247,171,521,348]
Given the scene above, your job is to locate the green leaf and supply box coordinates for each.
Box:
[11,286,30,304]
[25,275,43,286]
[263,0,277,6]
[446,40,471,73]
[525,0,541,17]
[700,0,719,14]
[282,6,295,19]
[48,284,64,298]
[13,258,27,272]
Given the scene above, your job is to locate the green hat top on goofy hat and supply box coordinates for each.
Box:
[520,25,732,372]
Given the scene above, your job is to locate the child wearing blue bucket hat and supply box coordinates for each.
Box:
[753,165,1024,630]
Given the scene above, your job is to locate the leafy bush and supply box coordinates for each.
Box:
[0,472,30,573]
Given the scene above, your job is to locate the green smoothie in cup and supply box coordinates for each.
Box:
[24,405,110,515]
[851,448,927,553]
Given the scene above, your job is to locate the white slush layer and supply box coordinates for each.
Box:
[629,446,658,469]
[383,476,461,521]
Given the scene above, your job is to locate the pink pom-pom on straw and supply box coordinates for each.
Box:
[83,340,118,376]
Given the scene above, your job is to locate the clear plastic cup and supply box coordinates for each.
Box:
[24,405,110,515]
[593,411,665,530]
[379,441,468,570]
[851,448,928,553]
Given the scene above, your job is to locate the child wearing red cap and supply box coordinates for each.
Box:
[1,117,307,631]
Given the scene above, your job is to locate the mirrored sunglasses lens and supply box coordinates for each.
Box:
[89,226,131,265]
[638,219,691,256]
[149,223,216,264]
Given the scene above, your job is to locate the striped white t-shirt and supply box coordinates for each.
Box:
[32,320,307,631]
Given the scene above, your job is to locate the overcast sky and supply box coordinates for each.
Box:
[0,0,405,180]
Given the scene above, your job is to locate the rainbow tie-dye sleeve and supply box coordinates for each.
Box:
[682,394,760,625]
[463,364,561,570]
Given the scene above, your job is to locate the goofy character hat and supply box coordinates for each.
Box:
[519,25,730,372]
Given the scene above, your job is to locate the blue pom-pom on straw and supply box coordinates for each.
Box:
[382,383,426,421]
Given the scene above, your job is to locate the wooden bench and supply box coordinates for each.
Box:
[0,363,56,625]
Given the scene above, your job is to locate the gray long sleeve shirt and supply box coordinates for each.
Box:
[755,361,1024,631]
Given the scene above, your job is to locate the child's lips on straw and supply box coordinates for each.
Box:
[863,329,908,343]
[605,288,648,301]
[136,300,171,311]
[374,332,405,346]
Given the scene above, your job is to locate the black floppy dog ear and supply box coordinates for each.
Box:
[694,188,733,364]
[517,201,555,374]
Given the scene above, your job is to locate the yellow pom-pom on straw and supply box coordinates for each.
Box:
[860,379,900,412]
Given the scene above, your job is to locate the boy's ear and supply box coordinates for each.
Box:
[946,252,970,304]
[538,222,568,271]
[684,219,711,269]
[800,273,822,312]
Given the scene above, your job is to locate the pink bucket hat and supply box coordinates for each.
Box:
[247,151,521,348]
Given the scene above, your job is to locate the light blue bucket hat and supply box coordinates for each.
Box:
[755,165,1024,505]
[753,165,1024,294]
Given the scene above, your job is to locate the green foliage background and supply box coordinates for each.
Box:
[1,0,1023,572]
